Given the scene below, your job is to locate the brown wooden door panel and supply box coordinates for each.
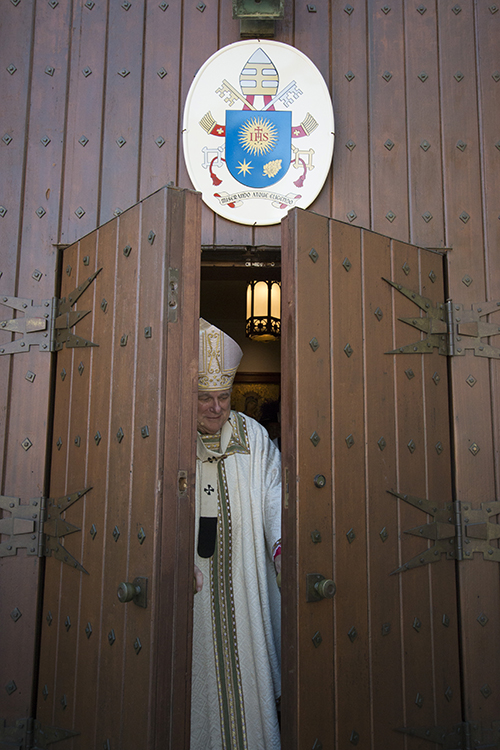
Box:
[35,187,200,750]
[282,209,462,749]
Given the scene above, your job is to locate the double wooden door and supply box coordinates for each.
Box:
[2,198,499,749]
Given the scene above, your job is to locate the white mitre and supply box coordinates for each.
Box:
[198,318,243,392]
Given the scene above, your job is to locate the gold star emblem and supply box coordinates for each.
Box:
[237,159,253,176]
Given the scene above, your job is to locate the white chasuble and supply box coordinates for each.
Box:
[191,411,282,750]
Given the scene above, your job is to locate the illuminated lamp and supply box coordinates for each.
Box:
[246,280,281,341]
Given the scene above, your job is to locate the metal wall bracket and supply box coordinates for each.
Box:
[0,269,102,355]
[0,488,91,574]
[397,720,500,749]
[388,490,500,573]
[384,279,500,359]
[0,717,79,749]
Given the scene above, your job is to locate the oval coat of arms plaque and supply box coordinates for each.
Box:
[183,40,335,226]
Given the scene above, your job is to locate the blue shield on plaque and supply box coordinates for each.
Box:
[225,110,291,189]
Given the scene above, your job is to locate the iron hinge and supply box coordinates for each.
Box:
[0,488,91,574]
[0,717,79,749]
[0,269,102,355]
[384,279,500,359]
[397,720,500,749]
[388,490,500,574]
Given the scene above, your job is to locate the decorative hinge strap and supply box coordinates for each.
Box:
[0,268,102,355]
[0,488,91,574]
[388,490,500,574]
[0,716,79,749]
[397,720,500,749]
[384,279,500,358]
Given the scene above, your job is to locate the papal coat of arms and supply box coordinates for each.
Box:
[183,40,335,226]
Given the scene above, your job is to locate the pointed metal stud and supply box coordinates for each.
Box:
[480,684,492,699]
[346,528,356,544]
[346,139,356,151]
[477,613,489,627]
[445,686,453,702]
[380,527,388,542]
[90,523,97,540]
[377,437,386,451]
[309,337,319,352]
[386,211,396,223]
[418,72,428,82]
[348,626,357,642]
[310,431,320,447]
[85,622,92,639]
[384,139,394,150]
[345,434,354,449]
[347,210,357,222]
[312,631,322,648]
[435,442,443,455]
[113,525,120,541]
[408,439,416,454]
[344,343,353,357]
[75,207,86,219]
[469,442,480,456]
[405,368,415,380]
[466,374,477,387]
[343,257,352,272]
[374,307,383,321]
[155,137,165,148]
[79,135,89,147]
[7,64,17,75]
[382,71,392,82]
[420,140,431,151]
[108,629,116,645]
[344,4,354,14]
[309,247,319,262]
[82,66,92,78]
[345,70,355,82]
[134,637,142,655]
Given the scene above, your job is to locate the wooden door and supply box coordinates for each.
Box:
[281,209,462,749]
[35,186,200,750]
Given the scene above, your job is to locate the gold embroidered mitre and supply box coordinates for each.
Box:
[198,318,243,392]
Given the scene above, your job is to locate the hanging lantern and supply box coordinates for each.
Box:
[246,280,281,341]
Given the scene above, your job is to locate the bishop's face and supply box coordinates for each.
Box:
[197,390,232,435]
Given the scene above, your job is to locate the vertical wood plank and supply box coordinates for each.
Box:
[281,208,335,749]
[403,1,445,248]
[140,3,182,197]
[360,229,403,747]
[330,221,370,749]
[99,1,145,223]
[368,2,409,241]
[59,1,107,244]
[330,2,370,229]
[176,1,218,245]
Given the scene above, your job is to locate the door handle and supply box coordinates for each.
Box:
[306,573,336,602]
[117,576,148,608]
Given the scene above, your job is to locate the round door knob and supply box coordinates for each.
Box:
[314,578,336,599]
[314,474,326,488]
[117,581,140,603]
